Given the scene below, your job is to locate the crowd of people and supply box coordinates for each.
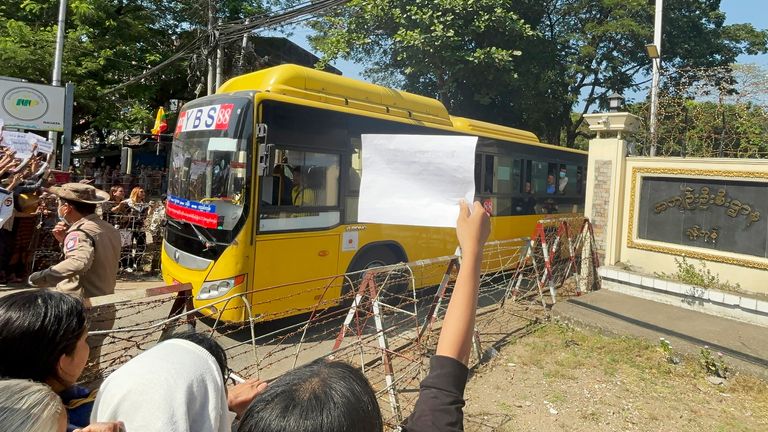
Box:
[0,200,491,432]
[67,163,168,199]
[0,133,166,284]
[1,134,54,284]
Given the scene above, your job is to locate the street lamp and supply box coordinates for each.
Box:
[645,44,660,59]
[607,92,625,112]
[648,0,663,157]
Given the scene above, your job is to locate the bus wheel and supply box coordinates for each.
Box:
[344,247,409,308]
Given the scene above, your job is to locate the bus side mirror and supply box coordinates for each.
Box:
[258,143,274,176]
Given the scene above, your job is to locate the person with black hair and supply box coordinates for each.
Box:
[91,330,267,432]
[0,290,124,432]
[237,199,490,432]
[237,359,383,432]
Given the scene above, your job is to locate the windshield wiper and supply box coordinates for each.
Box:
[166,218,183,230]
[167,217,231,249]
[188,221,231,249]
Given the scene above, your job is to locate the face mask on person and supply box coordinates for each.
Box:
[559,171,566,179]
[57,205,68,223]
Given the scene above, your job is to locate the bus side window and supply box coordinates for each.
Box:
[483,154,495,193]
[531,160,548,195]
[495,155,518,194]
[345,139,362,223]
[563,164,578,196]
[259,150,341,232]
[349,138,362,192]
[576,166,584,195]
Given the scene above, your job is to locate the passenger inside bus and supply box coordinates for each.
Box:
[546,174,557,194]
[514,181,537,215]
[211,158,231,198]
[271,160,294,205]
[291,166,318,206]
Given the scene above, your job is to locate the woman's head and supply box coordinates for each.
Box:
[129,187,145,203]
[0,290,89,390]
[110,185,125,201]
[238,359,382,432]
[92,336,233,432]
[0,379,66,432]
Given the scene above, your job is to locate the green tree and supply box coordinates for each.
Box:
[309,0,768,147]
[0,0,271,142]
[0,0,186,137]
[629,64,768,157]
[310,0,532,121]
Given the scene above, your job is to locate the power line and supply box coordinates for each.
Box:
[102,0,350,95]
[103,34,207,94]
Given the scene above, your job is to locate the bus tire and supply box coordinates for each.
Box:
[343,246,408,308]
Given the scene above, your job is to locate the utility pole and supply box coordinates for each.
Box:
[207,0,216,95]
[238,19,250,74]
[50,0,68,168]
[216,23,224,91]
[648,0,663,157]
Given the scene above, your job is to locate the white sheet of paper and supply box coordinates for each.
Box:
[2,130,33,159]
[26,133,53,154]
[358,134,478,228]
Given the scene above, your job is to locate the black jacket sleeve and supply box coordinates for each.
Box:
[402,355,469,432]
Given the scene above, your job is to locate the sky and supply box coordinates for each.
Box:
[280,0,768,86]
[722,0,768,66]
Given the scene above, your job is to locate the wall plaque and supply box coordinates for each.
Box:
[636,176,768,258]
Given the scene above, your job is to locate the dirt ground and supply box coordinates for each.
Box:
[463,324,768,432]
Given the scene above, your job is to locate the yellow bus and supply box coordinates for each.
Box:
[161,64,587,322]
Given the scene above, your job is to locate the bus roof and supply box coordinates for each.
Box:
[450,116,539,144]
[218,64,451,126]
[218,64,586,154]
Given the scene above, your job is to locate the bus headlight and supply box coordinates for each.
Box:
[197,275,246,300]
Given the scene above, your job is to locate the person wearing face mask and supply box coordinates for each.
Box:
[27,183,121,372]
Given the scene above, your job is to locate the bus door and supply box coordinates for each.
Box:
[254,148,344,318]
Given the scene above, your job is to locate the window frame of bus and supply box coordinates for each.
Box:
[256,100,349,234]
[475,152,524,216]
[258,146,342,232]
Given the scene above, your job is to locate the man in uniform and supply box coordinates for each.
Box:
[28,182,121,370]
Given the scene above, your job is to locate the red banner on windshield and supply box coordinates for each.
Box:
[166,201,219,229]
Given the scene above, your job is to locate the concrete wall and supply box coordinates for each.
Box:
[583,113,768,296]
[619,157,768,294]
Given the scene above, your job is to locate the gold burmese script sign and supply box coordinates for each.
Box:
[685,225,719,244]
[637,177,768,258]
[653,186,760,228]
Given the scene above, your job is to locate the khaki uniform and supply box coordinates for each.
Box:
[29,213,121,299]
[29,213,122,371]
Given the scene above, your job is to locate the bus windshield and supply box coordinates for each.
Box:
[167,95,253,243]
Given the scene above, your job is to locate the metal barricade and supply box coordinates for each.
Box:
[30,198,62,273]
[28,201,165,279]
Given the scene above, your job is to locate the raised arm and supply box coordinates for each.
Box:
[435,200,490,365]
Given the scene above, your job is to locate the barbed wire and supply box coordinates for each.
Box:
[83,216,599,430]
[631,64,768,158]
